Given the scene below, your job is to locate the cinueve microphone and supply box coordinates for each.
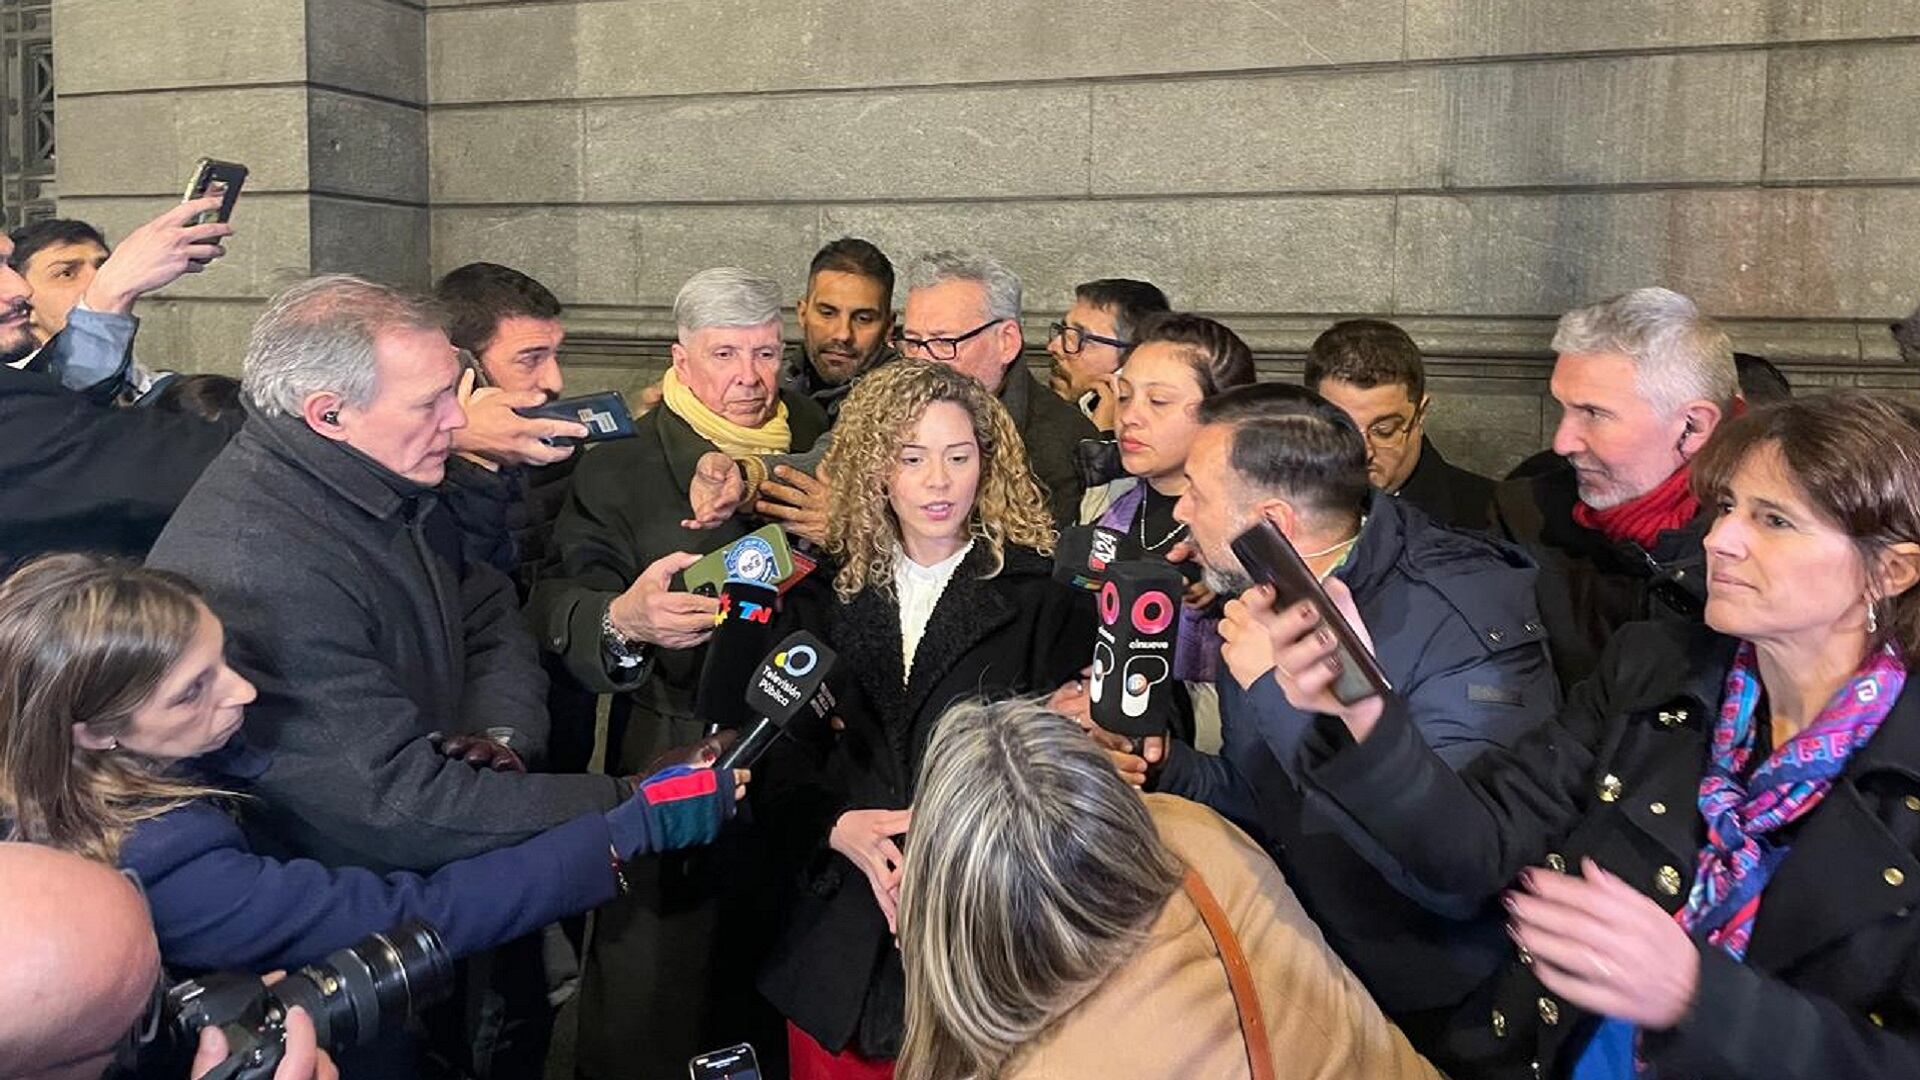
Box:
[1088,560,1183,739]
[713,631,837,772]
[693,579,780,731]
[1053,524,1126,592]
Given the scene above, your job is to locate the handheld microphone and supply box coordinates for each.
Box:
[1088,559,1183,739]
[1053,524,1125,592]
[713,631,837,772]
[693,579,780,731]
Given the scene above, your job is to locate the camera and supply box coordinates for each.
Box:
[159,920,452,1080]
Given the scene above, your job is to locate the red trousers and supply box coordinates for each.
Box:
[786,1021,895,1080]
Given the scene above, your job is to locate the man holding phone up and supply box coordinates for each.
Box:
[1076,383,1559,1070]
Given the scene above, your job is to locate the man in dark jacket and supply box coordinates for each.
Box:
[1305,317,1495,531]
[147,275,631,875]
[534,266,829,1080]
[896,249,1096,529]
[782,236,896,424]
[0,211,241,573]
[1493,286,1736,690]
[1094,383,1559,1060]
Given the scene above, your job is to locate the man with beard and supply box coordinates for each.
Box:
[1491,287,1735,690]
[783,237,895,422]
[0,203,240,572]
[1045,277,1169,431]
[1083,383,1558,1070]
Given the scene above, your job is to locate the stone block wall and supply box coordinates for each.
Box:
[54,0,1920,476]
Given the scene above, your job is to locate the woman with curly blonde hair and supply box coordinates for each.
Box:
[754,358,1096,1079]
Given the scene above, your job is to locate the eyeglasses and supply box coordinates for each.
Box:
[1361,401,1427,448]
[1048,321,1130,355]
[894,318,1007,362]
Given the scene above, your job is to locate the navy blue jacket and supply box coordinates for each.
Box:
[118,745,619,972]
[1154,493,1559,1043]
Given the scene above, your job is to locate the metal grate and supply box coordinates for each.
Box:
[1,0,56,231]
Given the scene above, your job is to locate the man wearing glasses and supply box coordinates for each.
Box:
[1304,319,1494,532]
[1044,278,1170,431]
[894,250,1098,527]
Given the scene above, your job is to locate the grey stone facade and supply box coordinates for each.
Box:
[51,0,1920,476]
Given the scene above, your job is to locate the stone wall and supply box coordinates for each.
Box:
[55,1,1920,476]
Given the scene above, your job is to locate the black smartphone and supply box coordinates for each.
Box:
[689,1042,759,1080]
[1229,518,1391,705]
[514,391,636,447]
[182,158,248,225]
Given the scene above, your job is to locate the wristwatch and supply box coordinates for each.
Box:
[601,602,652,670]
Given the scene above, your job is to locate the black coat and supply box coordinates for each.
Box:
[1493,458,1709,691]
[999,366,1099,530]
[0,363,238,574]
[529,390,829,770]
[1301,619,1920,1080]
[1396,435,1496,532]
[1155,493,1560,1041]
[753,544,1095,1057]
[146,410,627,873]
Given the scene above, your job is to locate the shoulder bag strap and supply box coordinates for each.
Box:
[1182,868,1275,1080]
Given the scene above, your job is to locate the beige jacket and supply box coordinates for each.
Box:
[1003,795,1444,1080]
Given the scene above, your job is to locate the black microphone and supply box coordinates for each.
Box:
[713,631,837,771]
[693,580,780,732]
[1053,524,1125,592]
[1088,559,1183,740]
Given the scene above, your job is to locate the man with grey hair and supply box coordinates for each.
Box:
[1493,285,1738,688]
[892,249,1097,526]
[538,266,829,1079]
[148,275,633,873]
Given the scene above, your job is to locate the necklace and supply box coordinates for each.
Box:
[1136,497,1189,552]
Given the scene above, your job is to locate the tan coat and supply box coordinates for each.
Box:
[1003,795,1445,1080]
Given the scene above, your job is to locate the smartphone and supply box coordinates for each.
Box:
[689,1042,759,1080]
[1229,518,1391,705]
[678,524,796,596]
[514,391,636,447]
[181,158,248,225]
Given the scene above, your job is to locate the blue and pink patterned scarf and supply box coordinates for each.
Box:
[1578,640,1906,1080]
[1678,640,1907,958]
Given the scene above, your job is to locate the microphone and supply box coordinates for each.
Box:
[693,579,780,731]
[713,631,837,771]
[1053,524,1125,592]
[1088,560,1183,740]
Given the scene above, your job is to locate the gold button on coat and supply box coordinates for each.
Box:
[1657,865,1682,896]
[1649,801,1668,815]
[1545,853,1567,873]
[1538,997,1560,1025]
[1598,774,1623,802]
[1491,1009,1507,1037]
[1906,795,1920,812]
[1887,867,1907,887]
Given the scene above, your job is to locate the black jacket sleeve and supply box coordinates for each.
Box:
[1293,623,1634,902]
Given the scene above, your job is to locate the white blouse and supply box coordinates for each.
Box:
[893,541,974,681]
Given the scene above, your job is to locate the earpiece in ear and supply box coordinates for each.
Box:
[322,410,341,425]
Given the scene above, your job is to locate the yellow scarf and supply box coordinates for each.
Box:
[661,367,792,458]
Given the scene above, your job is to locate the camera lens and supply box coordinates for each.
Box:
[274,919,453,1049]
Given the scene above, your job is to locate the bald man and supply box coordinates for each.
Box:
[0,842,333,1080]
[1,842,158,1079]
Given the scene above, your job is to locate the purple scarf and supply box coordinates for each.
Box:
[1680,641,1908,959]
[1096,483,1220,683]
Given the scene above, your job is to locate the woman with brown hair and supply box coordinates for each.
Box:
[0,553,740,975]
[1252,391,1920,1079]
[753,358,1095,1079]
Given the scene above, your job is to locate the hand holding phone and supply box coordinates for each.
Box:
[1229,518,1390,706]
[513,390,636,447]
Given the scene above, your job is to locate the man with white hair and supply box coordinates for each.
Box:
[1493,286,1738,688]
[148,276,634,872]
[895,250,1097,526]
[538,266,830,1080]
